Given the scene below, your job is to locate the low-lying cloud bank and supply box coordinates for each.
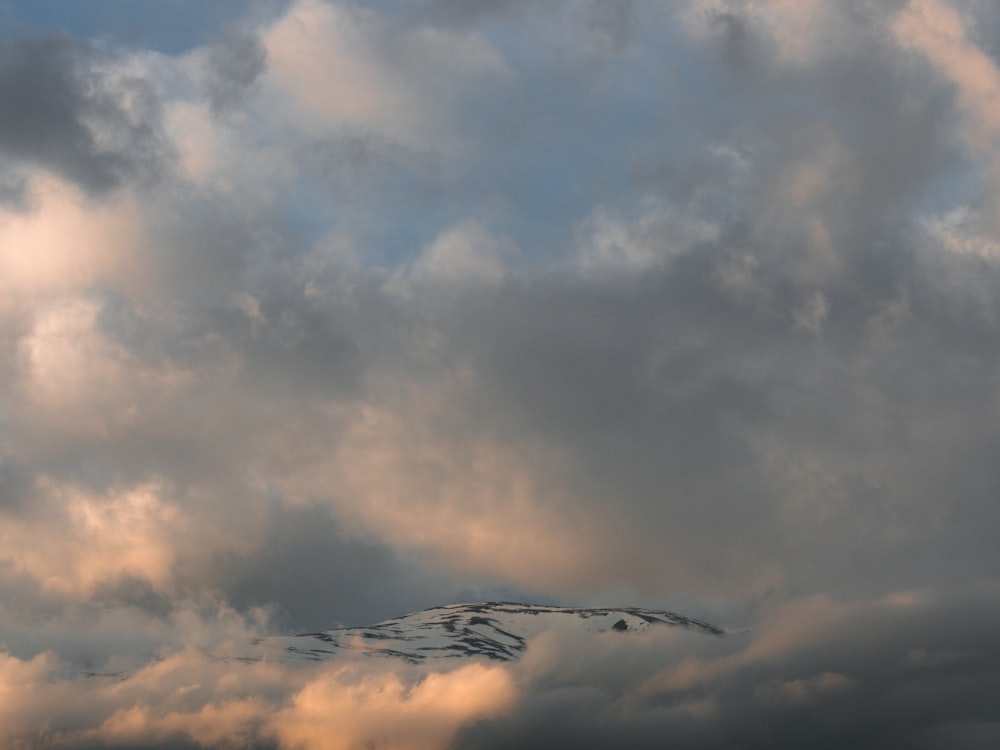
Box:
[2,588,998,749]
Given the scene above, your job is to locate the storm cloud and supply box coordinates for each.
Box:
[1,0,1000,747]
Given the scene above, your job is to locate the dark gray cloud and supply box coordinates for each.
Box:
[204,33,268,115]
[0,34,171,194]
[210,502,459,632]
[0,163,29,208]
[455,589,1000,750]
[0,455,33,511]
[361,0,1000,601]
[298,129,442,206]
[385,145,1000,598]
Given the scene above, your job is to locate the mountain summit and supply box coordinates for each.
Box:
[270,602,724,664]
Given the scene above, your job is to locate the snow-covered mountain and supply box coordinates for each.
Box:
[268,602,724,664]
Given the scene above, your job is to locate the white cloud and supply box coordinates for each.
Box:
[260,0,510,148]
[406,220,514,287]
[574,203,719,273]
[923,205,1000,257]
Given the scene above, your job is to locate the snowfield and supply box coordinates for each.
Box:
[266,602,725,664]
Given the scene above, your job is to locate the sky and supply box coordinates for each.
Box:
[1,0,1000,747]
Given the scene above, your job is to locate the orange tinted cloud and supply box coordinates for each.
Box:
[0,175,147,305]
[0,480,178,595]
[282,378,631,593]
[0,647,517,750]
[270,662,516,750]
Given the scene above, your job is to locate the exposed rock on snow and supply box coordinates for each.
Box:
[269,602,724,664]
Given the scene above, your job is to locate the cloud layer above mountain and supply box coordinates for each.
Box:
[1,0,1000,747]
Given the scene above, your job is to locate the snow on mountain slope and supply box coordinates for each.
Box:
[267,602,725,664]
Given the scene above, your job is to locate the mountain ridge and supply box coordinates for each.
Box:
[268,601,725,664]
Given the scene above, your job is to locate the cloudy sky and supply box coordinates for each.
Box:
[2,0,1000,747]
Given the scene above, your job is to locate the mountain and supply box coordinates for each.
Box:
[267,602,725,664]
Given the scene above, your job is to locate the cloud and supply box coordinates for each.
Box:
[573,202,720,273]
[0,175,148,303]
[406,219,514,286]
[0,35,171,195]
[892,0,1000,151]
[753,671,858,709]
[3,588,995,749]
[0,0,997,611]
[210,502,465,632]
[0,478,177,596]
[259,0,510,147]
[456,588,1000,749]
[270,662,516,750]
[289,375,629,593]
[0,643,516,750]
[680,0,882,68]
[1,0,1000,745]
[203,33,268,115]
[890,0,1000,264]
